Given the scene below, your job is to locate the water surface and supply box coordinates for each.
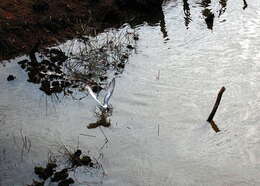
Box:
[1,0,260,185]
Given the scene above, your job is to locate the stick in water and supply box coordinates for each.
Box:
[207,86,226,132]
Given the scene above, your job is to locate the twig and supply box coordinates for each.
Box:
[99,139,108,152]
[156,70,160,80]
[80,134,96,138]
[99,127,109,142]
[207,87,225,132]
[207,87,225,122]
[210,120,220,133]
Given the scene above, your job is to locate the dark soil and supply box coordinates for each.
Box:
[0,0,163,61]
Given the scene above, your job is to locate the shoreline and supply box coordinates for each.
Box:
[0,0,163,61]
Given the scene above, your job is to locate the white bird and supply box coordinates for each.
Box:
[86,78,115,110]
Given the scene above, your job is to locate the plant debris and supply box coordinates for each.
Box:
[29,146,101,186]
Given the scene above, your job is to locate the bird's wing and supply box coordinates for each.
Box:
[103,78,115,106]
[86,85,104,107]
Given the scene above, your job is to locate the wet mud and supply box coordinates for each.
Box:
[0,0,163,61]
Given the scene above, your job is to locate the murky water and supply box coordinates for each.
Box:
[1,0,260,185]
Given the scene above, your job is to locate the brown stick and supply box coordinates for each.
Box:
[210,120,220,133]
[207,86,225,122]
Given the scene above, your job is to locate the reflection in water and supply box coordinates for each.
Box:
[199,0,215,30]
[203,9,215,30]
[218,0,227,17]
[1,0,260,185]
[18,28,135,97]
[87,109,112,129]
[13,129,32,161]
[199,0,211,8]
[243,0,248,10]
[183,0,192,29]
[160,12,169,39]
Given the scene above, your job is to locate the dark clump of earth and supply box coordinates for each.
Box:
[29,148,95,185]
[58,178,75,186]
[34,162,57,180]
[70,149,94,167]
[18,48,72,95]
[51,168,69,182]
[7,74,16,81]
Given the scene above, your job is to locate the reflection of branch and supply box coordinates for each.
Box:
[183,0,192,28]
[98,127,110,151]
[218,0,227,17]
[203,9,215,30]
[29,41,40,64]
[159,11,168,39]
[243,0,248,10]
[13,129,32,161]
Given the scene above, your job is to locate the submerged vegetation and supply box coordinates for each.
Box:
[28,146,104,186]
[17,27,136,96]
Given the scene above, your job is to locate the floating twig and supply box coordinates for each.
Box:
[207,86,225,133]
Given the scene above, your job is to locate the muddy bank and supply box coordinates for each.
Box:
[0,0,163,61]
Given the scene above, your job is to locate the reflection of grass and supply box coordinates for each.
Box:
[17,27,137,98]
[65,28,136,86]
[12,129,31,162]
[61,145,94,168]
